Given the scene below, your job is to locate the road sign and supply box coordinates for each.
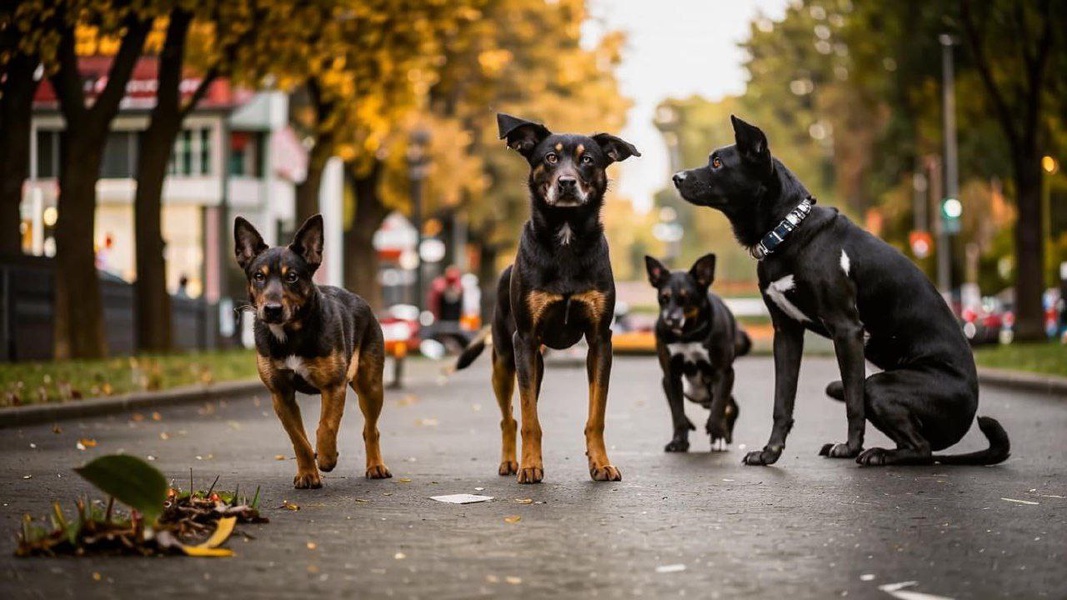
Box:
[909,230,933,259]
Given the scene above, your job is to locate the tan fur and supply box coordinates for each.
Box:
[570,290,609,324]
[526,290,563,325]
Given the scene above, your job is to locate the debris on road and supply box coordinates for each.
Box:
[655,564,686,574]
[877,581,954,600]
[1001,497,1040,505]
[503,515,521,524]
[430,494,493,504]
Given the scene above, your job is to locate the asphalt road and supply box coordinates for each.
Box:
[1,352,1064,599]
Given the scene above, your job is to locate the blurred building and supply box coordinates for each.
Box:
[24,56,305,302]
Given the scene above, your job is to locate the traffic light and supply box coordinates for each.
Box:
[941,197,962,234]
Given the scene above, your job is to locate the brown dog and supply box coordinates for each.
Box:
[235,215,391,488]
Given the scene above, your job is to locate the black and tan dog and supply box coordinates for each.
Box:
[235,214,391,488]
[646,253,751,453]
[455,113,639,483]
[673,116,1009,467]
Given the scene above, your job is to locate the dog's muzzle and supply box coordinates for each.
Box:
[261,303,285,324]
[547,176,588,207]
[672,172,687,188]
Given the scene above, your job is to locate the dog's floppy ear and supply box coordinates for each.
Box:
[689,253,716,289]
[234,217,268,271]
[592,133,641,164]
[730,115,770,166]
[289,214,324,272]
[644,255,671,288]
[497,113,551,158]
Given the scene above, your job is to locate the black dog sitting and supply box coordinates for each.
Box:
[646,253,751,453]
[673,116,1009,467]
[455,113,639,483]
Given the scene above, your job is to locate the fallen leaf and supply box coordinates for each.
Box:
[22,475,32,480]
[307,565,320,574]
[504,515,521,524]
[151,412,162,421]
[505,576,522,585]
[160,432,170,440]
[306,542,317,550]
[180,546,233,558]
[78,438,98,448]
[92,572,101,582]
[485,575,499,583]
[52,424,62,434]
[280,500,300,511]
[197,516,237,549]
[394,552,406,560]
[274,455,286,461]
[397,478,412,483]
[514,498,533,504]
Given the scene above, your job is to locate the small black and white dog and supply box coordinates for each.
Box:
[673,116,1009,467]
[646,253,751,453]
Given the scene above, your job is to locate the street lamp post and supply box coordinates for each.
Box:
[407,127,431,312]
[939,33,960,300]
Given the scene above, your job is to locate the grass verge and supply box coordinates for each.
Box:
[973,342,1067,378]
[0,349,258,407]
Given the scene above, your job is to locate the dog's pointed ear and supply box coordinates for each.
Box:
[731,115,770,166]
[689,253,716,289]
[592,133,641,164]
[497,113,551,158]
[289,214,324,272]
[645,255,670,288]
[234,217,268,271]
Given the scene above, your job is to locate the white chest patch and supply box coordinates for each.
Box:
[268,324,287,343]
[764,275,811,323]
[840,249,851,276]
[557,223,574,246]
[279,355,311,380]
[666,342,712,403]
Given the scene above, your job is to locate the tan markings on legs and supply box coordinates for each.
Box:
[354,351,391,479]
[514,336,545,484]
[491,350,518,476]
[264,384,319,488]
[315,384,346,473]
[346,347,361,384]
[526,290,563,326]
[585,337,621,481]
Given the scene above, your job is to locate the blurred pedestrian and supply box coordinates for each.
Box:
[176,274,191,299]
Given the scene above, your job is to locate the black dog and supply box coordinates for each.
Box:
[235,214,391,488]
[672,116,1009,467]
[646,253,751,453]
[455,113,639,483]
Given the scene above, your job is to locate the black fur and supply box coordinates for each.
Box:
[646,253,751,453]
[673,116,1009,467]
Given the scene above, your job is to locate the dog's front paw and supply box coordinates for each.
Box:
[590,464,622,482]
[819,442,862,459]
[498,460,519,476]
[517,465,543,484]
[706,418,730,442]
[856,447,890,466]
[365,463,392,479]
[664,438,690,452]
[317,452,339,473]
[742,446,781,466]
[293,470,323,489]
[710,437,729,452]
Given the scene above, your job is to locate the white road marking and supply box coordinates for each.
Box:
[764,275,811,322]
[877,581,955,600]
[840,249,851,275]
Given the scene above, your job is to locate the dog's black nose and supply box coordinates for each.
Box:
[263,304,284,321]
[672,172,686,188]
[557,177,577,191]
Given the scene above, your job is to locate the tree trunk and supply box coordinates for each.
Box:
[294,135,332,225]
[344,162,387,310]
[0,52,39,255]
[49,12,151,359]
[1011,151,1046,341]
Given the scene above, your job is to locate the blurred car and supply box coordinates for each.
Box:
[379,303,421,356]
[960,296,1013,346]
[611,302,657,355]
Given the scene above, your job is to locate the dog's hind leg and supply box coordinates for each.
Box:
[491,348,519,476]
[854,372,934,466]
[353,344,392,479]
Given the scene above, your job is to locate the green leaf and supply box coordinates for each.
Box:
[74,455,167,524]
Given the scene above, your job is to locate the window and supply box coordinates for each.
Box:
[229,131,262,177]
[99,131,138,178]
[167,127,213,176]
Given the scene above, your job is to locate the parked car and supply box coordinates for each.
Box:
[960,297,1013,346]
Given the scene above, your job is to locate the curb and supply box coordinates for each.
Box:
[977,367,1067,396]
[0,380,264,429]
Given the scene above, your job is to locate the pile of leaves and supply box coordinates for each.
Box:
[16,455,267,558]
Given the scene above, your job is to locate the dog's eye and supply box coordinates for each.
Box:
[286,271,299,284]
[659,293,670,304]
[545,153,558,164]
[712,156,723,169]
[253,272,265,283]
[580,155,594,166]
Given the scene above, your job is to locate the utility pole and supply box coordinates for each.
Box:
[938,34,960,300]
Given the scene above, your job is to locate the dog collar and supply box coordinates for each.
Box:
[750,197,814,260]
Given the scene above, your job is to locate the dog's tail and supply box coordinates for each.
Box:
[825,382,1010,466]
[734,329,752,357]
[932,416,1011,465]
[453,326,492,371]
